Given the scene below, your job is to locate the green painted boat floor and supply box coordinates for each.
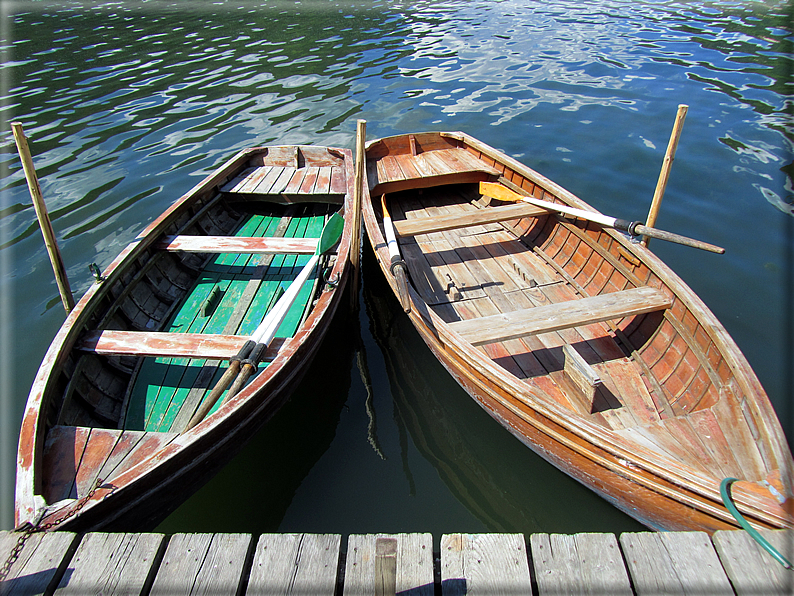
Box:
[124,206,327,432]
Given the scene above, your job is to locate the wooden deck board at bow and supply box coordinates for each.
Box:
[2,530,790,595]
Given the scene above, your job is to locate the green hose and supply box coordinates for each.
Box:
[720,477,792,569]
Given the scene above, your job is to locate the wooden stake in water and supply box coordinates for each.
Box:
[12,122,74,314]
[644,104,688,247]
[350,119,366,309]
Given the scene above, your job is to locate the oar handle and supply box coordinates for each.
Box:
[390,256,411,313]
[225,341,268,401]
[613,219,725,254]
[382,195,412,313]
[184,340,256,431]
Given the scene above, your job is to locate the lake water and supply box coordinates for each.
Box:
[1,1,791,535]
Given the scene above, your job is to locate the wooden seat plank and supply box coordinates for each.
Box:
[250,166,286,194]
[449,286,672,346]
[77,330,287,360]
[282,168,307,194]
[156,235,318,254]
[299,167,320,194]
[330,165,346,194]
[219,166,258,193]
[393,202,547,237]
[269,167,299,195]
[314,166,333,194]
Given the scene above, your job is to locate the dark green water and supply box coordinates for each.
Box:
[1,1,791,535]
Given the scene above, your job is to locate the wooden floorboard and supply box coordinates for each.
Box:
[1,530,791,595]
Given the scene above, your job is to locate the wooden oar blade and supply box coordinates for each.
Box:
[318,211,344,254]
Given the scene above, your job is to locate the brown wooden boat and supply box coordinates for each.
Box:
[16,144,354,532]
[361,130,794,532]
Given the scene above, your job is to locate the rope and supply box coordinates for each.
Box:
[720,477,792,569]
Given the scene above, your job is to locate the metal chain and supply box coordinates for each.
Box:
[0,478,114,583]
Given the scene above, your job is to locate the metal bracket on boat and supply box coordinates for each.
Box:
[389,258,408,277]
[324,270,340,290]
[89,263,105,283]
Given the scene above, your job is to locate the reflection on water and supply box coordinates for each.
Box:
[1,1,791,530]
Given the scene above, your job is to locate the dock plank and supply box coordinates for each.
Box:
[0,531,78,596]
[149,533,252,596]
[52,532,165,595]
[712,529,794,595]
[344,533,433,596]
[440,533,531,595]
[531,533,632,595]
[247,533,340,595]
[620,531,734,595]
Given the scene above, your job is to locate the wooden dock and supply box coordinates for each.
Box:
[1,529,792,594]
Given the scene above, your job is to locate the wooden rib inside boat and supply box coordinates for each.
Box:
[16,144,353,531]
[362,131,793,532]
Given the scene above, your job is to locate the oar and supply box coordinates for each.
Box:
[479,181,724,254]
[184,212,344,431]
[381,194,411,313]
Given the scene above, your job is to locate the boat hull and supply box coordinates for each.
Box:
[16,145,354,532]
[362,131,793,532]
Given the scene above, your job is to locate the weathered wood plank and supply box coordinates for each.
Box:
[394,202,547,237]
[344,534,433,596]
[620,531,734,595]
[440,534,531,595]
[0,531,78,596]
[156,236,318,254]
[77,331,287,359]
[52,532,165,595]
[449,286,672,346]
[149,533,252,596]
[247,534,340,595]
[712,529,794,595]
[531,533,632,595]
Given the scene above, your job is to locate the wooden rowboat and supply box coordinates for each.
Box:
[16,144,354,532]
[361,131,793,532]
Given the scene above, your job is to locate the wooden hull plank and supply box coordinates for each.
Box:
[42,426,91,503]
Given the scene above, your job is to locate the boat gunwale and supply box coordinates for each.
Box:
[15,145,355,531]
[362,131,792,531]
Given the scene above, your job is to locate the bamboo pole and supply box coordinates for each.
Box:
[350,119,366,309]
[643,104,688,247]
[12,122,74,314]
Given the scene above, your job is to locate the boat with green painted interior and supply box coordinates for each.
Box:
[16,144,354,532]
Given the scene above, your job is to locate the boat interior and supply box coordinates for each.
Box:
[38,147,347,504]
[367,135,778,491]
